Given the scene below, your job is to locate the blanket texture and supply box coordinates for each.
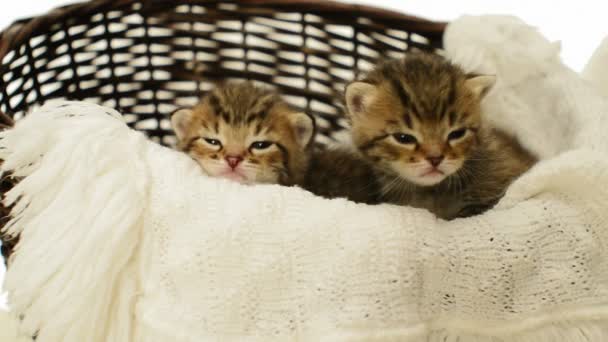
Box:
[2,15,608,342]
[0,310,32,342]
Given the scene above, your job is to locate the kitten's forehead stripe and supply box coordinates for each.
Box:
[246,100,272,123]
[216,103,230,123]
[389,78,410,108]
[447,80,457,104]
[254,122,263,135]
[391,78,423,122]
[208,94,221,115]
[245,96,267,123]
[403,114,413,129]
[437,84,454,122]
[246,115,258,125]
[437,101,446,122]
[449,111,457,126]
[254,94,276,115]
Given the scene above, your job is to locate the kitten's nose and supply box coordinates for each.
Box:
[426,155,444,167]
[225,155,243,169]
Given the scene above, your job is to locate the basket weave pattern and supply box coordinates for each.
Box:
[0,0,445,261]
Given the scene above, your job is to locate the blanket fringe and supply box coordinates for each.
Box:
[0,102,148,341]
[0,310,32,342]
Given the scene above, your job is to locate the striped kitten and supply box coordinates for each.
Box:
[344,53,537,219]
[171,82,314,185]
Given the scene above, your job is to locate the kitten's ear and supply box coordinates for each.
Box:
[345,82,377,117]
[288,112,315,147]
[465,74,496,99]
[171,108,194,141]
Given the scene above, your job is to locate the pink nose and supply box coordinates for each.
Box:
[426,155,444,167]
[225,156,243,169]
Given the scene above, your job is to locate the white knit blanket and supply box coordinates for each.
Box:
[2,16,608,342]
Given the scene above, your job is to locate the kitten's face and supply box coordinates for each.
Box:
[172,83,314,185]
[345,55,494,186]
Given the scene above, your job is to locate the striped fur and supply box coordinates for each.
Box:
[172,82,313,185]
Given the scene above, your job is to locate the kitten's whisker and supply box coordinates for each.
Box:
[382,175,406,198]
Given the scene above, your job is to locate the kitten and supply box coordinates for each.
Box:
[344,53,537,219]
[171,82,314,185]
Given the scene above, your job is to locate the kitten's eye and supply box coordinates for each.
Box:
[393,133,418,145]
[250,141,273,150]
[203,138,222,146]
[447,129,467,141]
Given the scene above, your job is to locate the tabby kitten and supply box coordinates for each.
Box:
[344,53,537,219]
[171,82,314,185]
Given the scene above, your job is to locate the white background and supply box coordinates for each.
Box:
[0,0,606,310]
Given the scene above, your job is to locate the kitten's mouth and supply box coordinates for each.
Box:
[420,168,445,177]
[413,168,447,186]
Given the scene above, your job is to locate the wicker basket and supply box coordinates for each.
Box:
[0,0,446,261]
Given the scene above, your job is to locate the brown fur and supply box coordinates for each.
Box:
[346,53,537,219]
[171,82,314,185]
[301,147,381,204]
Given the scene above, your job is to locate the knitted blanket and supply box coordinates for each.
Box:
[2,16,608,342]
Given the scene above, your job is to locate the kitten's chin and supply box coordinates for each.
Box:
[409,172,447,186]
[204,168,251,184]
[217,170,279,185]
[392,160,464,187]
[221,172,249,183]
[392,166,449,187]
[199,160,280,184]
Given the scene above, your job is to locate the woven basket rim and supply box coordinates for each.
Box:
[0,0,446,127]
[0,0,447,63]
